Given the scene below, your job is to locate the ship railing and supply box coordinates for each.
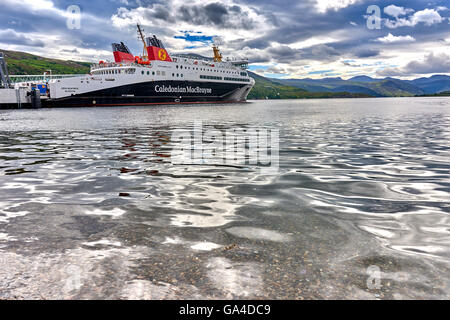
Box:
[9,74,86,83]
[170,55,245,68]
[91,62,135,69]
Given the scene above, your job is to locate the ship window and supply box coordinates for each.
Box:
[177,74,179,77]
[142,71,144,75]
[162,71,165,76]
[157,71,161,75]
[176,65,178,69]
[172,73,174,77]
[180,66,183,69]
[147,71,150,75]
[181,74,183,77]
[152,71,155,75]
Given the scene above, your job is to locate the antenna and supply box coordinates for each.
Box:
[137,24,148,61]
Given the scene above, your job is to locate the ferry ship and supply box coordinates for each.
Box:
[46,26,254,107]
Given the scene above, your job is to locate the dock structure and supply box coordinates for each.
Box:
[1,51,84,109]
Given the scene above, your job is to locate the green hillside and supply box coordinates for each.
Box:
[1,49,90,75]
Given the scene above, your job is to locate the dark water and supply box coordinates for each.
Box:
[0,97,449,299]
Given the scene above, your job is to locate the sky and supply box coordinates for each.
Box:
[0,0,449,79]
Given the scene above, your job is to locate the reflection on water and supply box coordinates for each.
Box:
[0,97,449,299]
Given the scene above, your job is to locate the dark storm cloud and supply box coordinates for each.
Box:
[353,48,380,58]
[0,29,45,47]
[404,52,450,74]
[150,4,175,22]
[177,2,255,29]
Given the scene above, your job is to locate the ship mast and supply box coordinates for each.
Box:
[137,24,148,61]
[212,44,223,62]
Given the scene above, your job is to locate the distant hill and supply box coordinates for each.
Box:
[247,72,371,99]
[417,91,450,97]
[408,75,450,94]
[348,76,381,82]
[1,49,90,75]
[275,75,450,97]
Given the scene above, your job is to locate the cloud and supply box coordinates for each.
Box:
[0,0,449,79]
[384,5,414,18]
[385,8,444,28]
[377,52,450,77]
[377,33,415,43]
[266,65,288,74]
[353,48,380,58]
[0,28,45,47]
[315,0,361,13]
[404,52,450,74]
[112,1,258,30]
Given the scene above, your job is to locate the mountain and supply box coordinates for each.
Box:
[348,76,380,82]
[276,75,450,97]
[408,75,450,94]
[247,72,371,99]
[1,49,90,75]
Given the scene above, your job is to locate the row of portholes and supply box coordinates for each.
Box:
[141,70,166,76]
[140,69,183,78]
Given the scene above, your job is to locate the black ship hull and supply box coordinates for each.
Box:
[44,80,252,107]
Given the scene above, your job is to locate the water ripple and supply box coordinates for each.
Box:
[0,97,449,299]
